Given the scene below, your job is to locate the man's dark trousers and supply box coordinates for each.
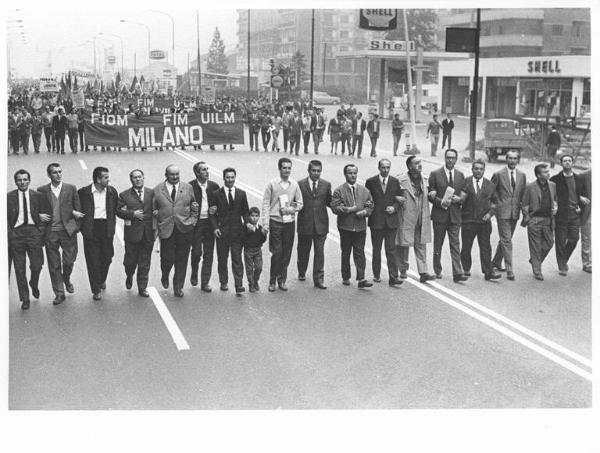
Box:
[124,238,153,291]
[339,229,367,281]
[46,230,78,297]
[190,218,215,287]
[297,233,326,284]
[371,227,398,280]
[442,132,452,149]
[269,220,295,284]
[433,221,462,277]
[555,217,580,271]
[10,225,44,302]
[83,219,114,294]
[216,235,244,288]
[161,227,193,291]
[460,222,493,275]
[43,127,55,151]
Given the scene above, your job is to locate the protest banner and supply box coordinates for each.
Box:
[39,78,59,92]
[73,89,85,108]
[83,111,244,146]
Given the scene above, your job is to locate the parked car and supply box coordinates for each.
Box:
[483,118,528,162]
[313,91,341,105]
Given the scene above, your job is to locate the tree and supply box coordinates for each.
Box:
[290,51,306,87]
[207,27,228,74]
[385,9,438,50]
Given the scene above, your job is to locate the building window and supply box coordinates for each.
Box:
[340,15,349,24]
[497,25,503,35]
[571,21,584,38]
[339,30,349,39]
[551,24,563,35]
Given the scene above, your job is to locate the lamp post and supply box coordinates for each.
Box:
[99,32,125,75]
[120,19,151,67]
[148,9,175,67]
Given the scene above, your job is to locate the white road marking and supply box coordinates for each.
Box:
[173,149,592,380]
[79,159,88,170]
[148,287,190,351]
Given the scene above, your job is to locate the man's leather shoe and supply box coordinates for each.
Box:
[174,288,184,297]
[190,276,198,286]
[400,270,407,279]
[268,283,276,292]
[125,275,133,290]
[493,265,506,272]
[506,271,515,281]
[101,282,106,290]
[419,273,436,283]
[373,276,381,283]
[52,295,65,305]
[278,282,288,291]
[463,271,471,277]
[249,285,256,293]
[358,280,373,288]
[201,285,212,293]
[138,289,149,297]
[435,273,442,279]
[558,270,568,276]
[65,282,74,293]
[161,275,169,289]
[29,283,40,299]
[314,282,327,289]
[235,286,245,294]
[93,293,102,301]
[583,266,592,273]
[254,283,260,291]
[342,279,351,286]
[220,284,228,291]
[453,274,468,283]
[21,300,30,310]
[298,274,306,281]
[389,278,404,286]
[534,272,544,281]
[485,272,502,281]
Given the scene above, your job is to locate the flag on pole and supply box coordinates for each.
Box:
[130,75,138,92]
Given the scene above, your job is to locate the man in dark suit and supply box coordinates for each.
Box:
[288,110,303,156]
[189,161,220,292]
[577,168,591,273]
[521,163,558,280]
[366,113,380,157]
[428,148,468,282]
[550,154,583,276]
[210,167,250,294]
[52,106,68,154]
[116,169,155,297]
[441,113,454,149]
[153,165,198,297]
[459,160,502,281]
[78,167,118,300]
[8,170,51,309]
[37,163,84,305]
[351,112,367,158]
[296,160,332,289]
[490,150,527,280]
[365,159,404,286]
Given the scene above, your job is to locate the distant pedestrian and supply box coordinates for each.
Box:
[426,114,442,156]
[391,113,404,156]
[545,126,561,169]
[441,113,454,149]
[366,112,380,157]
[328,114,342,155]
[352,112,366,158]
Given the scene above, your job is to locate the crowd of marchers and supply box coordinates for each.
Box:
[8,149,591,310]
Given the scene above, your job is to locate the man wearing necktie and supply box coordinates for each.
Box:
[365,159,404,286]
[296,160,332,289]
[7,170,51,309]
[427,149,468,282]
[117,169,156,298]
[459,160,502,281]
[153,165,198,297]
[490,150,527,280]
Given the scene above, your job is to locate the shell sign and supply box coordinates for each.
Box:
[359,9,398,31]
[149,50,167,60]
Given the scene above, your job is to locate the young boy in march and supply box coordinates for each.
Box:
[244,207,267,292]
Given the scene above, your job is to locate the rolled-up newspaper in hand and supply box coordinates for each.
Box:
[441,186,455,210]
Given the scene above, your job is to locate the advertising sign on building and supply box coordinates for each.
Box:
[369,40,415,52]
[359,9,398,30]
[150,50,167,60]
[445,28,478,53]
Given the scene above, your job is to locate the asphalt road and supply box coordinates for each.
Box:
[6,132,592,409]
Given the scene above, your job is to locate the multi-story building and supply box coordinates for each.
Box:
[437,8,591,58]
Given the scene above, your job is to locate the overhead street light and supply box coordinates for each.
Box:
[120,19,151,67]
[147,9,175,67]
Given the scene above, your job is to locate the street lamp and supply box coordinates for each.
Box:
[99,32,125,75]
[120,19,151,67]
[147,9,175,67]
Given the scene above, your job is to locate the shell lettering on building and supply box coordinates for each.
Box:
[527,60,561,74]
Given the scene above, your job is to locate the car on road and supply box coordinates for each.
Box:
[313,91,341,105]
[483,118,528,162]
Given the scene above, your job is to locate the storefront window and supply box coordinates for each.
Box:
[518,78,572,119]
[581,78,590,115]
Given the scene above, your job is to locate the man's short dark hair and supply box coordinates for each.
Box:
[308,160,322,171]
[14,169,31,182]
[129,169,144,178]
[222,167,236,177]
[47,163,61,175]
[445,148,458,158]
[534,163,548,177]
[472,159,486,169]
[249,206,260,215]
[560,154,573,163]
[193,161,207,175]
[93,166,109,183]
[343,164,358,175]
[278,157,292,169]
[406,155,417,169]
[378,158,391,168]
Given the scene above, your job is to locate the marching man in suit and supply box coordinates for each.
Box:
[296,160,332,289]
[427,148,468,282]
[8,170,51,309]
[365,159,404,286]
[331,164,374,288]
[210,167,250,294]
[153,165,198,297]
[491,150,527,280]
[459,160,502,281]
[117,169,156,297]
[521,163,558,280]
[37,163,84,305]
[78,167,119,300]
[189,161,220,292]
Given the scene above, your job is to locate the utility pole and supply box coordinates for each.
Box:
[402,9,418,154]
[309,9,315,107]
[196,10,201,98]
[468,8,481,161]
[247,9,251,100]
[322,42,327,87]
